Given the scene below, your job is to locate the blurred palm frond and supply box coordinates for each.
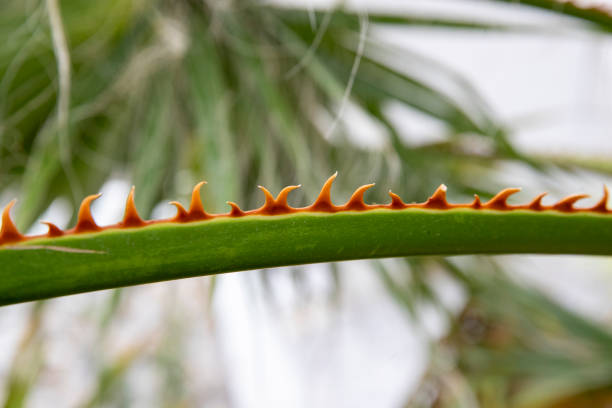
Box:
[2,0,612,407]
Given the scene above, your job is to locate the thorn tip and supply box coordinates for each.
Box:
[483,188,521,210]
[122,186,145,227]
[189,181,209,219]
[553,194,589,212]
[310,173,338,212]
[41,221,63,237]
[0,200,23,243]
[75,194,102,232]
[424,185,449,209]
[169,201,189,221]
[344,183,375,210]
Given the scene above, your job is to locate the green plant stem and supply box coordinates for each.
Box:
[1,208,611,305]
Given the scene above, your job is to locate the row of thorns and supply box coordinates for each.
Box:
[1,174,610,246]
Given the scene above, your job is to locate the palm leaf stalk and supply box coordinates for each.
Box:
[0,176,610,305]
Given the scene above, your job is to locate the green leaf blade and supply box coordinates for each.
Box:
[1,208,611,305]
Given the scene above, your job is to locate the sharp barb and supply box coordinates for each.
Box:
[169,201,189,221]
[483,188,521,210]
[75,194,102,232]
[591,186,609,213]
[344,184,375,210]
[41,221,63,237]
[122,186,145,227]
[388,191,406,209]
[424,184,449,209]
[258,186,276,208]
[189,181,209,219]
[227,201,245,217]
[275,185,301,207]
[0,200,23,244]
[310,172,337,212]
[527,192,547,211]
[553,194,590,212]
[471,194,482,209]
[257,185,301,215]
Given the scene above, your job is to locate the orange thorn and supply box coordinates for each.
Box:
[169,201,189,221]
[41,221,64,237]
[258,186,276,208]
[553,194,589,212]
[424,185,449,209]
[122,186,145,227]
[189,181,209,219]
[310,172,338,212]
[388,191,406,209]
[75,194,102,232]
[0,200,23,244]
[275,185,301,207]
[470,194,482,209]
[527,192,547,211]
[257,185,300,215]
[590,185,609,213]
[227,201,245,217]
[344,184,375,210]
[483,188,521,210]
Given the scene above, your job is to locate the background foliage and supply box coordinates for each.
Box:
[1,0,612,406]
